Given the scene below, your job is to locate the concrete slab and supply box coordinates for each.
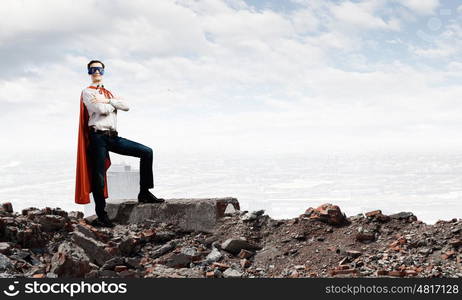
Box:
[105,197,240,233]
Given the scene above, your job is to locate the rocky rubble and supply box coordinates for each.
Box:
[0,201,460,278]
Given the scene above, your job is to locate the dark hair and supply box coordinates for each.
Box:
[87,60,105,70]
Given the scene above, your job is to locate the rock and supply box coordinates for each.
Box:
[68,211,84,219]
[114,265,128,272]
[181,247,199,259]
[241,213,257,222]
[99,270,117,277]
[74,224,98,240]
[0,254,13,271]
[106,198,240,233]
[118,237,139,256]
[211,241,221,249]
[240,258,251,268]
[419,248,432,255]
[365,210,382,217]
[365,210,391,222]
[205,248,222,264]
[375,214,391,222]
[356,232,375,243]
[164,253,193,268]
[289,270,299,278]
[125,257,141,269]
[1,202,13,213]
[105,246,118,256]
[238,249,254,259]
[9,249,40,265]
[22,207,40,217]
[346,250,362,258]
[50,241,92,277]
[140,229,156,242]
[451,228,460,234]
[293,233,306,241]
[306,203,348,225]
[151,241,176,259]
[38,215,66,232]
[254,246,283,263]
[330,268,358,276]
[203,236,218,247]
[388,270,405,277]
[356,227,376,243]
[221,239,260,255]
[4,225,17,242]
[404,270,418,277]
[348,214,364,222]
[338,257,351,265]
[222,268,243,278]
[101,257,125,271]
[119,269,137,278]
[206,271,215,278]
[376,270,389,276]
[152,231,176,243]
[389,212,414,220]
[304,207,315,217]
[71,231,111,266]
[16,225,46,248]
[449,238,462,247]
[213,269,223,278]
[442,250,456,260]
[0,243,11,255]
[224,204,237,215]
[145,264,203,278]
[253,210,265,217]
[51,208,68,218]
[212,262,230,270]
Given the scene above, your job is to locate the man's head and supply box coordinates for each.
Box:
[87,60,105,83]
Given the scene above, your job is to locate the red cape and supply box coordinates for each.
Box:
[75,87,111,204]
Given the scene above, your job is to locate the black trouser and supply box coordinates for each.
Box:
[88,130,154,218]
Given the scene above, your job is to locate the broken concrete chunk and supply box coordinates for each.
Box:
[106,198,239,233]
[151,241,176,259]
[205,248,222,264]
[305,203,348,225]
[50,241,92,277]
[38,215,66,232]
[222,268,243,278]
[71,231,112,266]
[221,239,260,255]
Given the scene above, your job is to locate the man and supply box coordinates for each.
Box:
[75,59,164,228]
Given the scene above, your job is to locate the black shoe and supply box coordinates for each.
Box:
[138,190,165,203]
[95,213,114,228]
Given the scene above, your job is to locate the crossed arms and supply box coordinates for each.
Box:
[82,89,130,114]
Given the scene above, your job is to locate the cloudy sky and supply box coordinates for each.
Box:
[1,0,462,158]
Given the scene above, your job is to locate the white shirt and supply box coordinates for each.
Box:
[81,86,129,131]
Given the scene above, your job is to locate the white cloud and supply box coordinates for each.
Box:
[412,45,457,58]
[0,0,98,43]
[289,8,321,34]
[410,22,462,58]
[398,0,440,15]
[329,1,400,31]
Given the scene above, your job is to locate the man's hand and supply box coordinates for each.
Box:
[91,93,109,104]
